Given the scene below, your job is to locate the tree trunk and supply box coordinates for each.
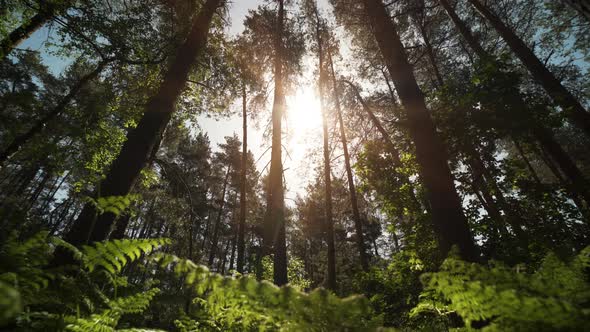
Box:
[533,127,590,206]
[0,3,61,59]
[265,0,288,286]
[512,138,542,185]
[208,165,231,267]
[438,0,488,59]
[327,49,369,271]
[0,60,109,165]
[314,12,336,291]
[362,0,478,262]
[229,225,237,272]
[201,209,213,254]
[58,0,222,253]
[412,13,444,87]
[467,0,590,137]
[237,84,247,273]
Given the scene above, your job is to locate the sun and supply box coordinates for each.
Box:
[285,86,323,132]
[282,85,324,196]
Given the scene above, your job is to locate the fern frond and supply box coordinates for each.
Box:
[109,288,160,314]
[65,288,160,332]
[82,238,170,273]
[0,280,21,325]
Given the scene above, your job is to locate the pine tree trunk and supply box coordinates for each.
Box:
[229,226,237,271]
[438,0,488,58]
[0,3,61,59]
[266,0,288,286]
[58,0,222,253]
[412,13,444,87]
[327,49,369,271]
[533,127,590,206]
[362,0,478,261]
[237,84,247,273]
[467,0,590,137]
[208,166,231,267]
[314,15,336,291]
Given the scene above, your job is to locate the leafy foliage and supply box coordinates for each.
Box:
[261,255,311,291]
[412,247,590,331]
[0,232,166,331]
[155,253,380,331]
[1,233,381,331]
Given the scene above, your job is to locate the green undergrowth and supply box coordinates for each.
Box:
[0,231,383,331]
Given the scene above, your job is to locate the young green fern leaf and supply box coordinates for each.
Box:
[82,238,170,273]
[65,288,161,332]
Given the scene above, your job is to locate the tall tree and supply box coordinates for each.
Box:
[59,0,224,250]
[327,49,369,271]
[237,81,248,274]
[266,0,288,285]
[208,165,231,267]
[232,34,267,274]
[467,0,590,138]
[360,0,478,261]
[306,0,337,290]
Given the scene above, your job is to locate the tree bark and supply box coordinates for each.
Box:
[229,223,237,272]
[467,0,590,138]
[411,11,444,87]
[265,0,288,286]
[438,0,488,59]
[58,0,223,253]
[362,0,478,262]
[512,138,542,185]
[327,49,369,271]
[314,11,336,291]
[237,84,247,273]
[208,166,231,267]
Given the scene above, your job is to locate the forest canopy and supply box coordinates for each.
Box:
[0,0,589,331]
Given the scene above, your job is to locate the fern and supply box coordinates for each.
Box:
[92,195,138,217]
[153,253,382,331]
[0,280,21,325]
[1,233,170,331]
[2,233,385,331]
[65,288,160,332]
[82,238,170,274]
[0,231,55,318]
[411,247,590,331]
